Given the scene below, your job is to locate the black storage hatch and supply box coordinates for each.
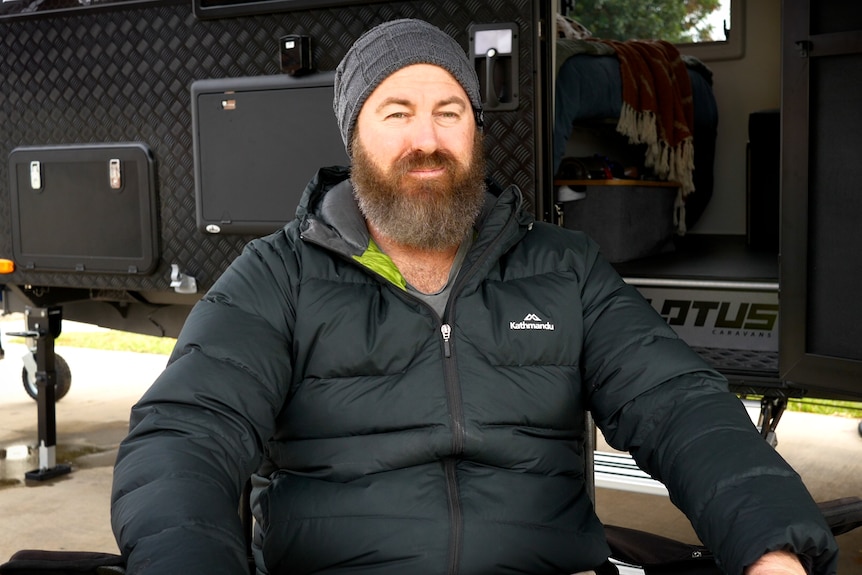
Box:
[8,143,158,274]
[191,71,349,236]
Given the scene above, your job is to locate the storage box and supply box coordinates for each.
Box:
[8,143,158,274]
[191,71,348,236]
[559,180,678,263]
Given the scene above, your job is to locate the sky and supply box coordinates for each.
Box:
[703,0,731,41]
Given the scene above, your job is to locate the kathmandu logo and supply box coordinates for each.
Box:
[510,313,555,331]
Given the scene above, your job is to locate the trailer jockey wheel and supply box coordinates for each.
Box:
[22,353,71,401]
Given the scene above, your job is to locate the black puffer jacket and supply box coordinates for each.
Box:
[112,167,837,575]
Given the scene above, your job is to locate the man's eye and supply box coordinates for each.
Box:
[386,112,408,120]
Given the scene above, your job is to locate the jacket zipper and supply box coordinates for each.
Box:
[441,323,452,357]
[441,321,464,575]
[440,322,464,454]
[444,458,462,575]
[438,210,522,575]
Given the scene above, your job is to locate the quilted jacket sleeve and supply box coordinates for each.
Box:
[577,246,838,575]
[111,233,298,575]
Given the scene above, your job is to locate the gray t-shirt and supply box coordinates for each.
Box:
[405,235,472,318]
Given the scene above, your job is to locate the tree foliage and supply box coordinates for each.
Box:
[568,0,723,43]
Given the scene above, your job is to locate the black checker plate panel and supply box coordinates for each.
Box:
[692,346,779,374]
[0,0,538,292]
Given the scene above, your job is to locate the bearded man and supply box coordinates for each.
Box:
[111,18,837,575]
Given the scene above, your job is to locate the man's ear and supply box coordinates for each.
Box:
[475,109,485,129]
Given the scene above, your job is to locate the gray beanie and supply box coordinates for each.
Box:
[334,18,483,154]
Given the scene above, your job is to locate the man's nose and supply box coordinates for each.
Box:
[407,115,441,154]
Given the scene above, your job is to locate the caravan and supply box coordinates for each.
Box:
[0,0,860,571]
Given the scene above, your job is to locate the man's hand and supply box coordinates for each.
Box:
[745,550,806,575]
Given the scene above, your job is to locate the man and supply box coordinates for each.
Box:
[111,18,838,575]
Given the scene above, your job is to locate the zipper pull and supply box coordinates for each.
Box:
[440,323,452,357]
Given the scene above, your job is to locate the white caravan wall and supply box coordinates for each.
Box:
[687,0,781,235]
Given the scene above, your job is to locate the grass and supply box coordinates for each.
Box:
[785,398,862,418]
[9,329,862,418]
[8,330,177,356]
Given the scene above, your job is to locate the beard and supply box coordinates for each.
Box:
[350,131,487,251]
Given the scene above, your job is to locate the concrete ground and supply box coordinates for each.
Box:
[0,318,860,572]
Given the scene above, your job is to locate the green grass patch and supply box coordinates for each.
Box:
[786,398,862,418]
[7,329,862,418]
[743,395,862,418]
[9,331,177,355]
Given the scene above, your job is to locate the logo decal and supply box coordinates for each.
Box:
[510,313,555,331]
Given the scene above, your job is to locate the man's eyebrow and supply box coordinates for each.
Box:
[436,96,467,110]
[375,95,468,113]
[375,97,412,113]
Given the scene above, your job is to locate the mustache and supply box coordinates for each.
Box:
[393,149,459,175]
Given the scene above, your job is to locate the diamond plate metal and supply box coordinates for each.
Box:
[0,0,538,293]
[691,346,779,375]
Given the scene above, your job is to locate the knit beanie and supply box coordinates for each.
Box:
[333,18,484,154]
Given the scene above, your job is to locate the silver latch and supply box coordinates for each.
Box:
[170,264,198,294]
[109,158,122,190]
[30,161,42,190]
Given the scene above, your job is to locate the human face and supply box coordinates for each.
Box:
[354,63,478,180]
[351,64,486,250]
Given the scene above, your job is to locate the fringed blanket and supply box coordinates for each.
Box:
[556,38,698,233]
[602,39,695,233]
